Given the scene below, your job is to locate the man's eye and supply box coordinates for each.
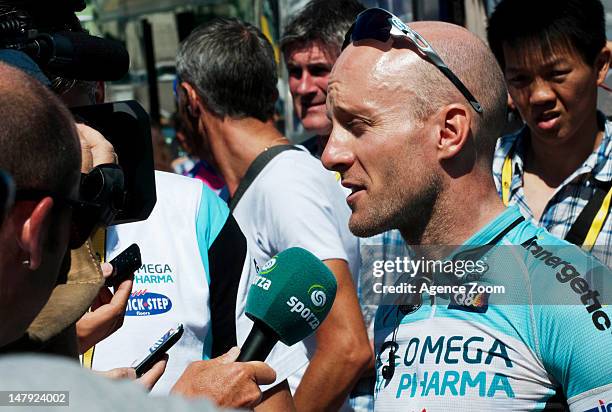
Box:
[508,75,529,87]
[346,120,367,135]
[310,67,330,77]
[550,70,569,79]
[288,68,302,78]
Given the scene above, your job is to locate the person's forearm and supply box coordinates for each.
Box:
[293,342,370,411]
[255,380,296,412]
[293,259,372,411]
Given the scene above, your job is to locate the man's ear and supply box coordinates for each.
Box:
[436,104,471,161]
[595,46,611,86]
[19,197,54,270]
[180,81,202,118]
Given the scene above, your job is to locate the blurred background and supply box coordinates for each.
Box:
[78,0,612,151]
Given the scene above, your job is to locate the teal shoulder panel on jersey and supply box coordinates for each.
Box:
[195,183,230,284]
[520,229,612,400]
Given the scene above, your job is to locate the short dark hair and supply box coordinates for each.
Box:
[487,0,606,70]
[280,0,365,58]
[0,64,80,196]
[176,18,278,122]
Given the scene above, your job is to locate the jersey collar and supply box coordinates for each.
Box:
[461,205,524,247]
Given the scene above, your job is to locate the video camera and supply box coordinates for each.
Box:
[0,0,156,247]
[0,0,129,80]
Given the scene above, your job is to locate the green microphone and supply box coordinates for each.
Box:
[237,247,337,362]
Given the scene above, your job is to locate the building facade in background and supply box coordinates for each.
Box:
[80,0,612,141]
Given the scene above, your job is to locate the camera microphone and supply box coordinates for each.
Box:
[27,31,129,81]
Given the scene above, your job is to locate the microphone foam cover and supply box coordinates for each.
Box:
[245,247,337,346]
[49,32,130,81]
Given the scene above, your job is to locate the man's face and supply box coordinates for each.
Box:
[285,41,336,136]
[0,168,78,347]
[32,191,75,316]
[321,43,439,237]
[175,86,217,169]
[503,43,606,144]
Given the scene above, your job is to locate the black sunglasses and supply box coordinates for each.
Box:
[15,188,103,249]
[342,8,483,114]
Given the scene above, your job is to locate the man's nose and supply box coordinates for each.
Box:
[529,78,556,107]
[297,70,318,95]
[321,130,355,173]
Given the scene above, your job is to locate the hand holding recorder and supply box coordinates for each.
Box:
[76,244,141,353]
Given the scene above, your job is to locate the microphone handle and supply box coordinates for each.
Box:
[237,319,280,362]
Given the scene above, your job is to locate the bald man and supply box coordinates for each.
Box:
[322,9,612,411]
[0,62,275,411]
[0,63,81,348]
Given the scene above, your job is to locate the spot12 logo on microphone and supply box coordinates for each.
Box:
[309,284,327,311]
[287,296,321,330]
[259,257,277,274]
[286,284,329,330]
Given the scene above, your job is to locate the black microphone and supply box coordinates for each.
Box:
[26,31,129,81]
[237,320,281,362]
[237,247,337,362]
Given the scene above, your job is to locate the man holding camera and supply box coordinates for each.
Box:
[0,62,251,411]
[0,2,282,408]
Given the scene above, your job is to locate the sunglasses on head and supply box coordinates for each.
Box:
[342,8,483,114]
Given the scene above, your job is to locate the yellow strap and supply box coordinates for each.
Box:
[260,15,279,64]
[502,155,512,207]
[82,228,106,369]
[90,228,106,264]
[582,185,612,252]
[503,151,611,250]
[81,342,95,369]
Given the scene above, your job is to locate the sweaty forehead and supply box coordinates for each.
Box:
[329,42,421,108]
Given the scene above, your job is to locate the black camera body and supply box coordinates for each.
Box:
[0,1,154,237]
[0,0,129,81]
[72,101,157,227]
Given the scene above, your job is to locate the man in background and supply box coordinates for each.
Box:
[281,4,408,409]
[488,0,612,267]
[281,0,365,157]
[177,17,372,411]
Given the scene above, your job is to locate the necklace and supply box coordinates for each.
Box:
[264,137,290,151]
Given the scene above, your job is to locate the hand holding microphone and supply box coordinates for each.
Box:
[238,247,338,362]
[172,347,276,409]
[173,247,337,410]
